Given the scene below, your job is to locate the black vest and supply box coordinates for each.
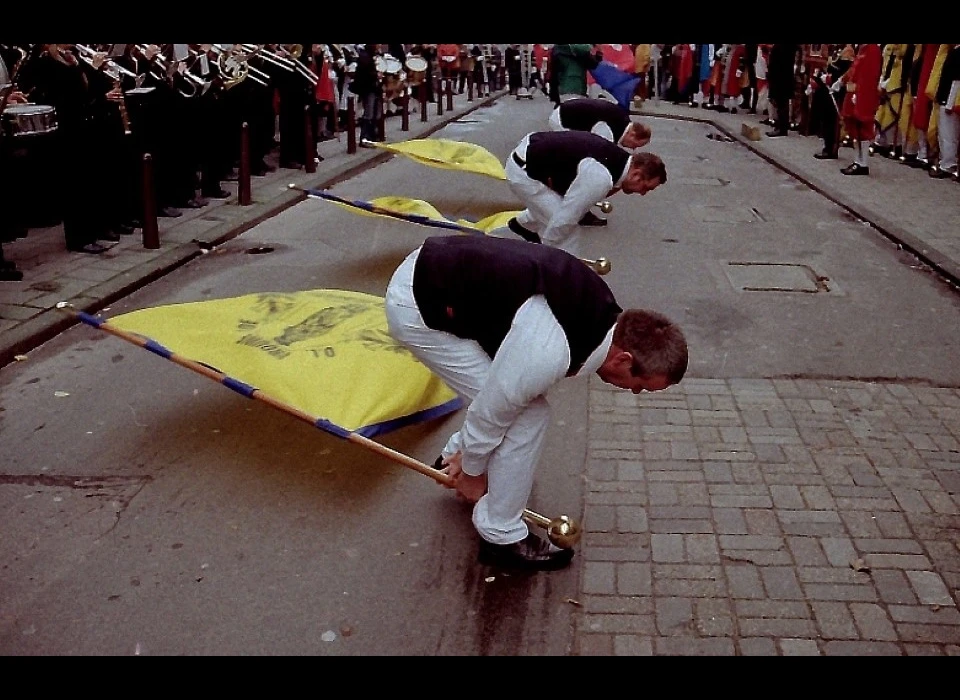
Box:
[412,236,622,376]
[559,98,631,142]
[524,131,630,196]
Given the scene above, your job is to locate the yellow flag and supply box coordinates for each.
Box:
[108,290,462,437]
[375,138,508,180]
[321,191,520,236]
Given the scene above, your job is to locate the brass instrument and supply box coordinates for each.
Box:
[582,257,612,276]
[597,201,613,214]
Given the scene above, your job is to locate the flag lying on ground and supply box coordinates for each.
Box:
[374,138,507,180]
[305,189,520,236]
[589,61,641,111]
[103,290,463,438]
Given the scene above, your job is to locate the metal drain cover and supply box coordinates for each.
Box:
[724,262,825,293]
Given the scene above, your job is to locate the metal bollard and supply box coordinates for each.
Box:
[238,122,252,206]
[305,106,317,174]
[468,75,474,101]
[347,97,357,154]
[446,79,454,111]
[401,91,410,131]
[437,80,444,116]
[141,154,160,250]
[420,83,428,122]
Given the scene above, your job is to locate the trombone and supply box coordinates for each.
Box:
[74,44,138,80]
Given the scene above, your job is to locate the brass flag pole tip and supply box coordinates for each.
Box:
[598,201,613,214]
[547,515,583,549]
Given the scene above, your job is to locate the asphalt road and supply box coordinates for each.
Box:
[2,95,959,655]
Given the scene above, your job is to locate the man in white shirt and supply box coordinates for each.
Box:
[385,235,688,571]
[503,130,666,257]
[547,97,653,225]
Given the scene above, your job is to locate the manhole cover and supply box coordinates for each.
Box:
[724,262,828,293]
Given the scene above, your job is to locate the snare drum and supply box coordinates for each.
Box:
[405,56,428,85]
[2,104,58,138]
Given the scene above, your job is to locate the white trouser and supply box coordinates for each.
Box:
[504,154,582,256]
[937,105,959,172]
[547,106,563,131]
[384,250,549,545]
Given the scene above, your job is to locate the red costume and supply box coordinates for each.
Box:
[841,43,883,141]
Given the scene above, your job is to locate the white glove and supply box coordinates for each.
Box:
[831,80,843,93]
[852,94,857,105]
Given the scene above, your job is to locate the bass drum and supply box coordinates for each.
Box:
[405,56,428,85]
[1,103,58,138]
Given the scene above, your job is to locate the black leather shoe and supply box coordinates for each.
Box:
[202,188,231,199]
[279,160,304,170]
[766,130,788,138]
[814,151,838,160]
[69,242,109,255]
[159,206,183,218]
[478,533,575,572]
[841,163,869,176]
[98,231,122,242]
[114,224,135,236]
[928,166,956,179]
[0,266,23,281]
[508,217,541,244]
[578,211,608,226]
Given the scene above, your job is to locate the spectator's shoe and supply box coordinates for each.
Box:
[202,188,231,199]
[0,266,23,281]
[928,166,957,179]
[478,533,575,572]
[69,242,110,255]
[97,231,122,243]
[158,206,183,218]
[814,150,838,160]
[507,217,541,244]
[869,143,891,157]
[114,223,135,236]
[841,163,869,176]
[766,130,788,138]
[578,211,608,226]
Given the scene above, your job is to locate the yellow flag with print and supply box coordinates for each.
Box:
[375,138,507,180]
[107,290,462,437]
[318,190,520,235]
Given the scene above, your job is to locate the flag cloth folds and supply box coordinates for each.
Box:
[308,189,520,236]
[107,290,463,437]
[589,61,641,111]
[374,138,507,180]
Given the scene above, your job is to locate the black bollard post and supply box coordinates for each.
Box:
[446,79,454,111]
[304,106,317,174]
[347,97,357,154]
[141,154,160,250]
[238,122,252,206]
